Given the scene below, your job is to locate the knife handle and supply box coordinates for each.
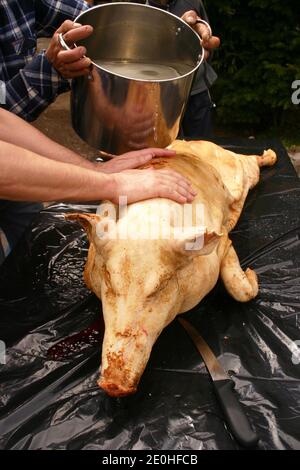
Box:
[213,379,259,449]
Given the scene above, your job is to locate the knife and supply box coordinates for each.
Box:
[178,317,259,449]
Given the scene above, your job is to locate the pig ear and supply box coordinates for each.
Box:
[65,213,100,241]
[174,228,222,257]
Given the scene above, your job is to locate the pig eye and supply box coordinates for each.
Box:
[146,274,173,298]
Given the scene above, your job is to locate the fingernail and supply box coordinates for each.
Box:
[187,16,194,22]
[73,22,82,27]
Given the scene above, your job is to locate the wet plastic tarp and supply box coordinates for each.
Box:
[0,139,300,450]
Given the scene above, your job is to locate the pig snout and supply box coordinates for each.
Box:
[98,326,153,397]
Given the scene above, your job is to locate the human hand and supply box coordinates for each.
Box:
[98,148,176,174]
[46,20,93,78]
[110,168,197,204]
[181,11,220,59]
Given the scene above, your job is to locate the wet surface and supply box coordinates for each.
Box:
[47,314,104,361]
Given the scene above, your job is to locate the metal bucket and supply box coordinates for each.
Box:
[69,3,204,154]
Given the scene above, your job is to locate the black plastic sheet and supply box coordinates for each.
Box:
[0,139,300,450]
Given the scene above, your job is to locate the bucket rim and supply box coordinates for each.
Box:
[74,2,204,83]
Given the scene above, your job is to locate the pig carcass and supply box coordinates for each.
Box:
[67,140,277,397]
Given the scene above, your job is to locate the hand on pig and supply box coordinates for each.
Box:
[98,148,176,173]
[110,167,197,204]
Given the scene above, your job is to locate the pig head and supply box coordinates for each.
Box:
[67,208,221,397]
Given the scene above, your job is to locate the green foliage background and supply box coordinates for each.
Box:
[204,0,300,139]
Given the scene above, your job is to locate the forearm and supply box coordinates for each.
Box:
[0,141,114,202]
[0,108,95,170]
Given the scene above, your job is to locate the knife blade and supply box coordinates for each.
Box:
[178,317,259,449]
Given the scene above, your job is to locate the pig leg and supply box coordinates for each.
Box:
[226,149,277,231]
[241,148,276,170]
[220,241,258,302]
[226,190,248,231]
[256,149,277,167]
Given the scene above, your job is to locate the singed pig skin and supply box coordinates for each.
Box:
[67,140,277,397]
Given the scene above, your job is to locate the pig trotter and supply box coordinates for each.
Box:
[221,244,259,302]
[256,149,277,167]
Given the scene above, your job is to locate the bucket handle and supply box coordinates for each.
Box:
[195,19,213,41]
[192,19,212,65]
[58,32,71,51]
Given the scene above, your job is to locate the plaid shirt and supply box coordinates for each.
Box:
[0,0,89,121]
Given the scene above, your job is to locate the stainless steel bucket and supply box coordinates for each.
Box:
[69,3,203,154]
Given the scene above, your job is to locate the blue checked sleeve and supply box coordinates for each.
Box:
[5,0,90,121]
[36,0,89,36]
[5,50,70,122]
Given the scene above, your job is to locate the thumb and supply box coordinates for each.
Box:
[181,10,198,25]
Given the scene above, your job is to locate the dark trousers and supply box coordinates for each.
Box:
[181,90,214,139]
